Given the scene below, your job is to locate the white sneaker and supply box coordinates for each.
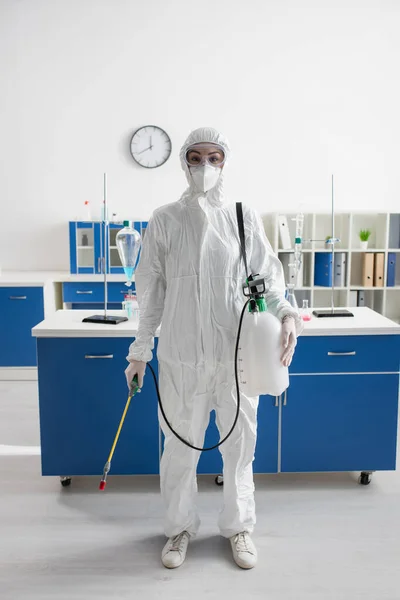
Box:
[161,531,190,569]
[230,532,258,569]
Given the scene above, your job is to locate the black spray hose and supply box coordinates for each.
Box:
[147,298,250,452]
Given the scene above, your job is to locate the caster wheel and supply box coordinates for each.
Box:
[215,475,224,487]
[359,472,371,486]
[60,477,72,487]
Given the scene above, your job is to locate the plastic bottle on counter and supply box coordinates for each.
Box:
[122,290,139,320]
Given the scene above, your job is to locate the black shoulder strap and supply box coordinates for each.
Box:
[236,202,249,278]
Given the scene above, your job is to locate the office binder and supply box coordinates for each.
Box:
[357,290,366,306]
[388,215,400,249]
[278,215,292,250]
[374,253,385,287]
[349,290,358,307]
[387,252,396,287]
[333,252,346,287]
[314,252,332,287]
[361,253,374,287]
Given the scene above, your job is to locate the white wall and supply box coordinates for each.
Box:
[1,0,399,270]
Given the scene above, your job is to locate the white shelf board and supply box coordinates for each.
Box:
[314,286,347,291]
[349,286,385,290]
[313,249,350,252]
[278,248,313,252]
[351,249,386,253]
[77,246,94,249]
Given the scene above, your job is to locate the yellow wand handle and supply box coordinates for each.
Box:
[99,376,140,491]
[107,392,133,463]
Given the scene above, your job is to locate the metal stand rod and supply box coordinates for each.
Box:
[331,174,335,313]
[103,173,108,319]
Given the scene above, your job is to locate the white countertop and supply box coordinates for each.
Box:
[32,310,142,338]
[32,307,400,338]
[0,271,69,287]
[0,271,130,286]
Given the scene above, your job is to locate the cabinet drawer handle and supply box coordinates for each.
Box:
[76,290,93,295]
[9,296,27,300]
[327,351,356,356]
[274,396,279,407]
[85,354,114,359]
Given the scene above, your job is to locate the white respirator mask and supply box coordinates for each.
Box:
[190,164,221,193]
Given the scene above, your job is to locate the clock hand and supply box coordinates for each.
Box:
[135,146,151,155]
[149,135,153,150]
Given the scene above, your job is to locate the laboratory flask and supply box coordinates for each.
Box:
[116,221,141,287]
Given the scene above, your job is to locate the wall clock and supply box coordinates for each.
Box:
[130,126,172,168]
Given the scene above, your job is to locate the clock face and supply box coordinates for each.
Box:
[130,126,172,168]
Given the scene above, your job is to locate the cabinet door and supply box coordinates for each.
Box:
[281,374,399,473]
[77,223,96,274]
[93,222,103,274]
[0,287,44,366]
[108,223,124,274]
[37,338,160,476]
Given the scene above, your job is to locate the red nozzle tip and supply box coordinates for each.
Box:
[99,480,106,491]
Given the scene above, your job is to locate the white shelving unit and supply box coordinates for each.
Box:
[263,212,400,323]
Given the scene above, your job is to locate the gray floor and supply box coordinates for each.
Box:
[1,382,400,600]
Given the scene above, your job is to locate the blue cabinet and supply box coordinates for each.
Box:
[281,374,399,473]
[35,332,400,480]
[69,221,148,275]
[290,335,400,374]
[37,337,160,476]
[62,282,136,309]
[283,334,400,474]
[0,287,44,366]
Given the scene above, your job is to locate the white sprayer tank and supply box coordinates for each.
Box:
[238,309,289,397]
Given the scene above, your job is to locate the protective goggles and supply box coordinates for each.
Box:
[185,143,226,168]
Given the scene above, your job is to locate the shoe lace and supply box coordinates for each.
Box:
[234,532,253,554]
[170,532,188,553]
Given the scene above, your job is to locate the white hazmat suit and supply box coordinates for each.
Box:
[128,127,302,539]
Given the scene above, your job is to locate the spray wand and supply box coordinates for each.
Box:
[99,375,140,490]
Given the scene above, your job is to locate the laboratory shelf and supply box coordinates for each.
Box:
[269,211,400,322]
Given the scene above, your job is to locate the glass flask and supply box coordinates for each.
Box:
[300,299,312,321]
[116,221,141,287]
[286,286,299,312]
